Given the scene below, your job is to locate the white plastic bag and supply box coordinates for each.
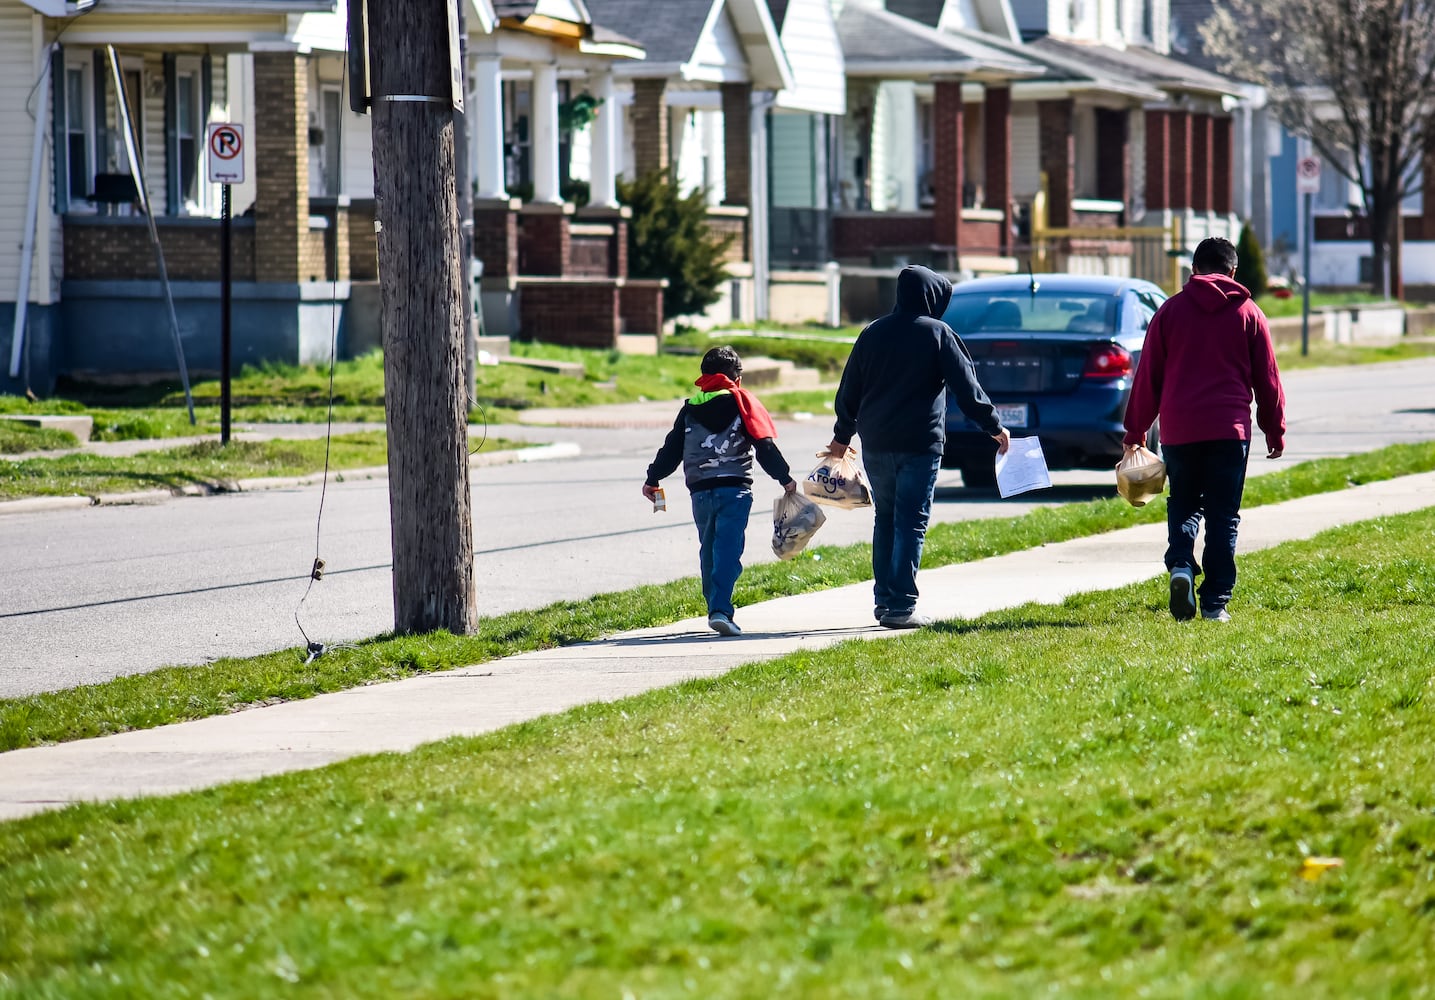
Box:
[1116,445,1167,507]
[772,491,827,560]
[803,448,873,510]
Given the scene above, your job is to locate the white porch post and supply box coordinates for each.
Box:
[532,61,561,204]
[589,69,619,208]
[473,55,507,200]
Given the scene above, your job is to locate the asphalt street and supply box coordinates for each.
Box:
[3,358,1433,697]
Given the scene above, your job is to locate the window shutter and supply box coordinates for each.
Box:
[164,52,178,215]
[52,47,69,214]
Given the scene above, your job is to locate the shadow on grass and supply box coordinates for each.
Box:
[927,617,1089,636]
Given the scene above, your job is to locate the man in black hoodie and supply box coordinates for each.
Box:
[826,265,1010,628]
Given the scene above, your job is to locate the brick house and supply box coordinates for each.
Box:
[457,1,659,347]
[1169,0,1435,296]
[584,0,802,328]
[0,0,363,395]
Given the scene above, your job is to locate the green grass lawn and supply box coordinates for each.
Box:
[3,509,1432,997]
[1256,290,1405,319]
[0,421,77,454]
[667,331,853,378]
[0,433,532,501]
[4,441,1432,753]
[0,346,708,439]
[1275,338,1435,369]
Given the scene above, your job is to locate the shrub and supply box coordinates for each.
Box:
[618,169,736,320]
[1235,222,1269,297]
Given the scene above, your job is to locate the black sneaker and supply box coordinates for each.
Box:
[874,605,887,622]
[707,612,742,637]
[1169,568,1196,621]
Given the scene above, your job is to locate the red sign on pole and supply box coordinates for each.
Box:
[207,123,245,184]
[1296,156,1321,195]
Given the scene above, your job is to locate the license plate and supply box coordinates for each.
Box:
[995,403,1029,428]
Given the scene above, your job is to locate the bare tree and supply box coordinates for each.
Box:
[368,0,478,635]
[1202,0,1435,297]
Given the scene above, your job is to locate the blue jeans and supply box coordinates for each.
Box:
[690,486,752,618]
[1162,439,1250,613]
[863,450,941,615]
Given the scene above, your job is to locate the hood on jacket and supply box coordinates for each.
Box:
[1185,272,1252,313]
[893,264,953,319]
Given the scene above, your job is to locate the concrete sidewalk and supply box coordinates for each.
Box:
[2,472,1433,822]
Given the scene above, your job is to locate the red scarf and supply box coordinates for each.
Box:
[693,373,778,440]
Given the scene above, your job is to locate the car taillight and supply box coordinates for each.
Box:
[1083,343,1132,379]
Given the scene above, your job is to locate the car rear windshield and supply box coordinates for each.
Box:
[945,291,1117,335]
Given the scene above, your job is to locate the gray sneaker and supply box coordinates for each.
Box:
[879,610,931,629]
[1169,568,1196,621]
[1201,607,1232,623]
[708,612,742,637]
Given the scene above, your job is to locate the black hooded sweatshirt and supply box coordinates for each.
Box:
[832,265,1002,455]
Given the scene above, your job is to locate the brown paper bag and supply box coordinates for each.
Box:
[1116,445,1167,507]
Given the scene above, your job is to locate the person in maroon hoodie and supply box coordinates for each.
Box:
[1123,237,1286,623]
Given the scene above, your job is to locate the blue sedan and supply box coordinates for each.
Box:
[940,273,1168,488]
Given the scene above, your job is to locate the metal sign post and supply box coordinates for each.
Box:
[1296,156,1322,357]
[208,123,245,443]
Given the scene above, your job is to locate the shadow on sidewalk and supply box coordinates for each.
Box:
[595,625,880,647]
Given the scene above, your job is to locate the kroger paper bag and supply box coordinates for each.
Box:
[803,449,873,510]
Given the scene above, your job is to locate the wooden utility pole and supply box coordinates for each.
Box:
[367,0,477,634]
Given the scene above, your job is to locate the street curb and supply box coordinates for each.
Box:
[0,441,581,517]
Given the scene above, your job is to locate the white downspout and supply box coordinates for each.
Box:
[10,42,51,379]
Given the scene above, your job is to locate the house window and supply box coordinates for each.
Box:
[322,86,343,195]
[175,70,201,206]
[64,62,93,201]
[502,80,531,193]
[1315,150,1352,212]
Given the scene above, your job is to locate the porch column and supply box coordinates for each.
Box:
[252,48,312,284]
[631,78,669,177]
[473,55,507,200]
[721,82,752,207]
[1144,109,1170,211]
[532,62,561,204]
[983,85,1012,253]
[1169,110,1192,211]
[1192,112,1213,212]
[1212,115,1233,215]
[1095,108,1130,213]
[933,79,964,251]
[588,69,619,208]
[1038,98,1074,229]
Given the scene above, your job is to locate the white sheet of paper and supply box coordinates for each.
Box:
[995,436,1052,498]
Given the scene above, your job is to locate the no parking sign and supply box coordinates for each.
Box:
[207,123,245,184]
[1296,155,1321,195]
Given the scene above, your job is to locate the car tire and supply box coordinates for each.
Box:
[958,461,998,489]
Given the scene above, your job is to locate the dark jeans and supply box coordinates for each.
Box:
[1162,439,1250,613]
[690,486,752,618]
[863,450,941,615]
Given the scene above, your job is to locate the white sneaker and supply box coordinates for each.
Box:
[708,612,742,637]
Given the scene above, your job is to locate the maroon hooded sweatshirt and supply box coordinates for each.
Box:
[1123,273,1286,453]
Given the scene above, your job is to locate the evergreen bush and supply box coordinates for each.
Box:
[1235,222,1269,297]
[618,170,736,320]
